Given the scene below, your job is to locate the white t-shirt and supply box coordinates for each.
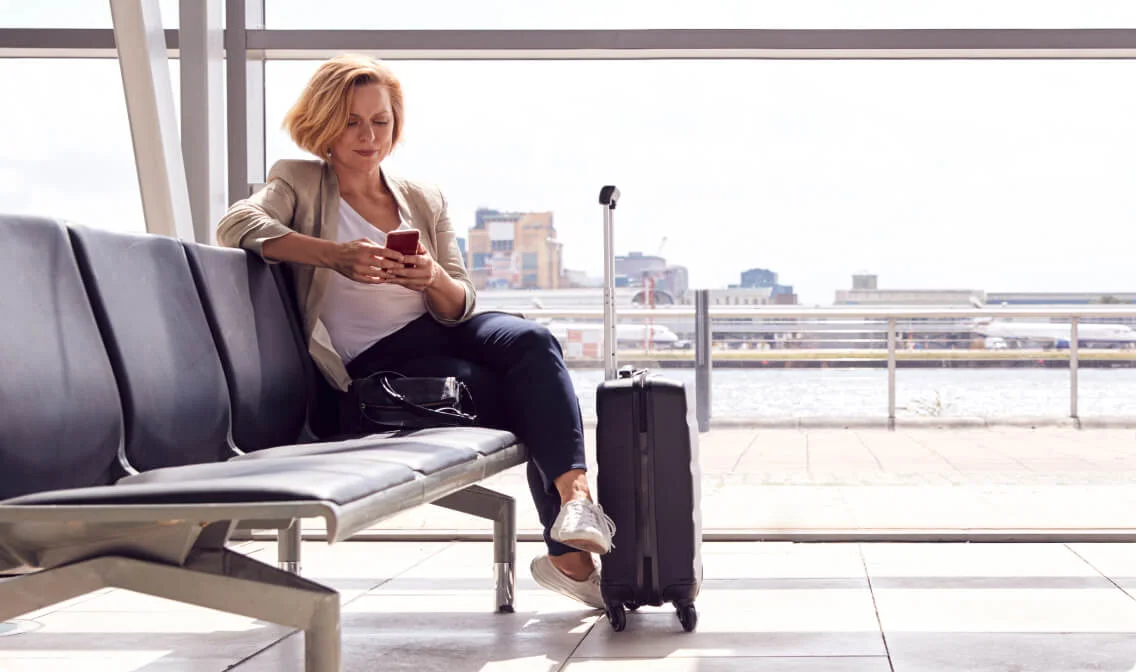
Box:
[321,198,428,364]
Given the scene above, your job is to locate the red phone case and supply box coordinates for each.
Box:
[386,230,419,255]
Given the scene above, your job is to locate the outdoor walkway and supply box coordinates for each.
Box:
[347,427,1136,536]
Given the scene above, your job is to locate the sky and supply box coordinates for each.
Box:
[3,1,1136,305]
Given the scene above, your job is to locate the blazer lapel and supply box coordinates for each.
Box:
[305,162,340,325]
[381,170,436,256]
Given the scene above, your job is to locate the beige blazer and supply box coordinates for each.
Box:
[217,159,477,392]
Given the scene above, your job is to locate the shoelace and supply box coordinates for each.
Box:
[566,501,617,547]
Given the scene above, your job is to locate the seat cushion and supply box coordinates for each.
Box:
[382,427,519,457]
[6,457,417,507]
[67,224,231,471]
[236,427,517,474]
[182,243,310,451]
[0,216,122,499]
[234,435,479,475]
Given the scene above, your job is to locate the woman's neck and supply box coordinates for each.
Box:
[332,162,387,199]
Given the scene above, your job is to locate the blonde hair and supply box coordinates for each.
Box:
[283,54,404,157]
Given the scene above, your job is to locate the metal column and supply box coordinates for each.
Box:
[1070,317,1080,421]
[180,0,226,243]
[109,0,194,240]
[226,0,266,204]
[695,289,712,432]
[887,318,897,429]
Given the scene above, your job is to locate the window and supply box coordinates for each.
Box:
[265,0,1136,30]
[0,59,156,234]
[1,0,181,27]
[267,59,1136,306]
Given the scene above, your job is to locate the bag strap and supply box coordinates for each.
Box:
[360,373,477,426]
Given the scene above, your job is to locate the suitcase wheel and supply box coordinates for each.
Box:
[605,602,627,632]
[676,601,698,632]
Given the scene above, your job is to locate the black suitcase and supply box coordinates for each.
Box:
[593,185,703,632]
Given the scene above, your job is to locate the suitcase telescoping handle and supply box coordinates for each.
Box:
[599,185,620,381]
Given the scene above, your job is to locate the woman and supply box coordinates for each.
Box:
[217,54,612,609]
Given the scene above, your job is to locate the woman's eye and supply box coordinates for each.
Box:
[347,120,358,127]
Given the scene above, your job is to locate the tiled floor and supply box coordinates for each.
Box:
[6,539,1136,671]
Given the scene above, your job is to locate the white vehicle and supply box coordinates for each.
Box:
[984,336,1008,350]
[970,299,1136,349]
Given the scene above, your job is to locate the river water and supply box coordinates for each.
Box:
[568,368,1136,419]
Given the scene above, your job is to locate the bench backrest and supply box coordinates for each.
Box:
[67,224,232,471]
[0,217,123,499]
[182,242,311,451]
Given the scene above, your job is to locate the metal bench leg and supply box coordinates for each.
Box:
[279,519,302,574]
[0,548,341,671]
[493,494,517,614]
[433,484,517,613]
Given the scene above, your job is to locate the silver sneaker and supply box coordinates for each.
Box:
[551,499,616,555]
[530,554,603,609]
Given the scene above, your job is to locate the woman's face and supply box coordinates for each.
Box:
[328,82,395,172]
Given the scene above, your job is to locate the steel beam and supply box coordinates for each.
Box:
[109,0,194,240]
[180,0,226,243]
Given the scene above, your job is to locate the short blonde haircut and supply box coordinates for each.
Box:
[283,54,404,157]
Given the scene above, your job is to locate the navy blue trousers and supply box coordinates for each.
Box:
[345,312,588,556]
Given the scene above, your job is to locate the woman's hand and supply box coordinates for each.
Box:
[328,238,390,284]
[378,242,439,292]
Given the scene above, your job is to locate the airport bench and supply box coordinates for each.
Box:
[0,215,527,671]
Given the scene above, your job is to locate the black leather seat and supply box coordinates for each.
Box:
[9,457,418,507]
[1,218,456,506]
[0,216,123,500]
[180,240,520,472]
[0,216,526,663]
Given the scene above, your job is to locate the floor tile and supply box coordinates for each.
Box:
[873,587,1136,633]
[234,592,594,672]
[861,542,1100,580]
[702,542,867,582]
[1068,542,1136,579]
[562,658,892,671]
[0,609,290,660]
[0,653,236,672]
[575,589,885,659]
[885,633,1136,672]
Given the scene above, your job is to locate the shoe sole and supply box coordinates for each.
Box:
[556,537,610,555]
[531,559,603,610]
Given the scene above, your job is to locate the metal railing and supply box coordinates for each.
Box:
[521,299,1136,430]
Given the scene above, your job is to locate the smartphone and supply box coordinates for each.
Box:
[385,229,420,256]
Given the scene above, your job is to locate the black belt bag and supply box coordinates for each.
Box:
[352,371,477,430]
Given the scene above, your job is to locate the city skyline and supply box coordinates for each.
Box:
[3,2,1136,306]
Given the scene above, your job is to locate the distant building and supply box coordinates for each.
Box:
[616,252,667,283]
[467,208,562,290]
[740,268,778,289]
[737,267,797,303]
[835,288,986,306]
[986,291,1136,305]
[560,269,602,289]
[988,291,1136,325]
[676,287,775,306]
[835,274,984,306]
